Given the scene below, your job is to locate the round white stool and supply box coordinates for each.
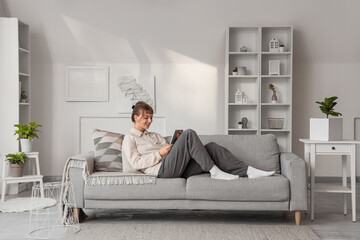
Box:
[28,182,80,239]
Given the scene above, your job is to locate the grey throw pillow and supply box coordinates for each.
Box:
[92,129,124,172]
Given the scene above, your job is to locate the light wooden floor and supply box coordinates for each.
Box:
[1,186,360,239]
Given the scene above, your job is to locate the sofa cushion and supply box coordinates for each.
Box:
[198,134,280,173]
[84,173,186,200]
[92,129,124,172]
[186,173,289,201]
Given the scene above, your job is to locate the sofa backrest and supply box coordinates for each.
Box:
[198,134,280,173]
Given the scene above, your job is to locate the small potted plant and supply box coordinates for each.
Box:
[14,121,42,152]
[268,83,278,103]
[20,90,28,103]
[238,121,242,129]
[232,67,238,75]
[279,44,285,52]
[310,96,343,141]
[6,153,28,177]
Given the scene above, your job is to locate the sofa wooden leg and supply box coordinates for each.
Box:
[73,208,80,223]
[295,211,301,225]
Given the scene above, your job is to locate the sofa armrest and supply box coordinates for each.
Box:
[69,151,94,175]
[68,151,94,208]
[280,152,308,211]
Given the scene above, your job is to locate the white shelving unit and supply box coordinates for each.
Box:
[0,18,31,195]
[225,26,293,152]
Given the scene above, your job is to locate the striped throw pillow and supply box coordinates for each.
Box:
[92,129,124,172]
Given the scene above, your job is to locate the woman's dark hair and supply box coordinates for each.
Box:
[131,101,153,122]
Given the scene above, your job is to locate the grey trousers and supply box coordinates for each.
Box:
[158,129,214,178]
[157,129,249,178]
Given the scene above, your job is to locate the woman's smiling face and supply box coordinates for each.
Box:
[134,111,153,132]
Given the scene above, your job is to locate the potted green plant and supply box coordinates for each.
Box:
[14,121,42,152]
[6,153,28,177]
[268,83,278,103]
[238,121,242,129]
[232,67,238,75]
[279,44,285,52]
[20,90,28,103]
[310,96,343,141]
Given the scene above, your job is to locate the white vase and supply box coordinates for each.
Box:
[20,139,33,152]
[310,118,343,141]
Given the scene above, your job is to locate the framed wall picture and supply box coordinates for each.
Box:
[66,66,109,102]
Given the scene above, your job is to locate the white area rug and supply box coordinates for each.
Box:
[61,223,320,240]
[0,197,57,213]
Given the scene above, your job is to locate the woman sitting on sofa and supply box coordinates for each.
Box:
[122,101,275,180]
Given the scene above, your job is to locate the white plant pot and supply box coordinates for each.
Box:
[20,139,33,152]
[310,118,343,141]
[238,125,242,129]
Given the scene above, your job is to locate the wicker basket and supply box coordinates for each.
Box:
[267,118,284,129]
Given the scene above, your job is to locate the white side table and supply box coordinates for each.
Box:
[29,182,80,239]
[299,139,360,222]
[1,152,44,202]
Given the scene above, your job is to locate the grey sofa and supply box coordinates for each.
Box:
[68,134,307,225]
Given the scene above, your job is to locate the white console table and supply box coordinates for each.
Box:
[299,139,360,222]
[1,152,44,202]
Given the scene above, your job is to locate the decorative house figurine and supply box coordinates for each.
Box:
[240,45,248,52]
[235,89,242,103]
[242,95,248,103]
[269,60,280,75]
[269,38,279,52]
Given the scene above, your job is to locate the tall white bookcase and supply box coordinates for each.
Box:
[0,18,31,194]
[225,26,293,152]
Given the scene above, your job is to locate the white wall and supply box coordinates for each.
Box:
[0,0,10,17]
[4,0,360,177]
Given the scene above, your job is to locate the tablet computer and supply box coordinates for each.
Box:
[170,130,183,144]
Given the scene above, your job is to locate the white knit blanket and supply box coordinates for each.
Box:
[61,154,157,186]
[60,154,156,224]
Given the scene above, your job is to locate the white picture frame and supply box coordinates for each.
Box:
[269,60,280,75]
[66,66,109,102]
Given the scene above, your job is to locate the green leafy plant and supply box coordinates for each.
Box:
[6,153,28,165]
[20,91,28,101]
[280,44,285,47]
[238,121,242,125]
[233,67,238,72]
[14,121,42,141]
[315,96,342,118]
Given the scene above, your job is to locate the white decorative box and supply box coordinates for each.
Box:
[310,118,343,141]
